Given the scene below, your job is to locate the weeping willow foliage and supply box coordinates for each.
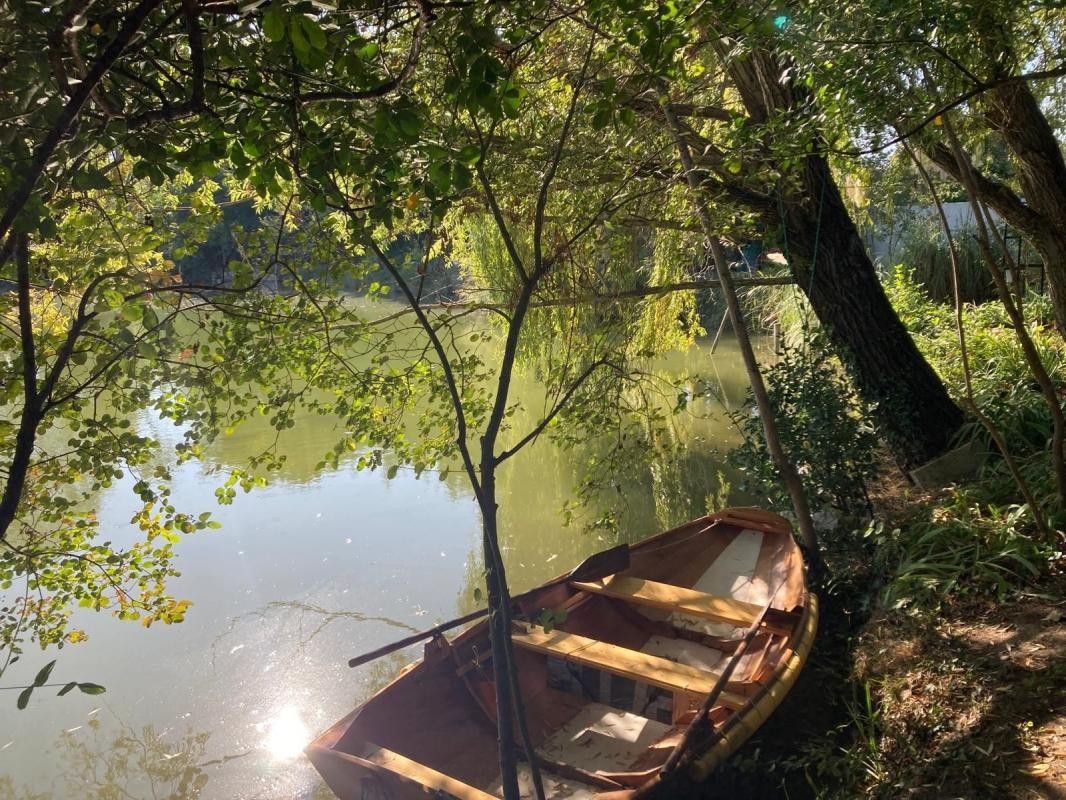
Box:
[450,211,701,365]
[632,227,704,354]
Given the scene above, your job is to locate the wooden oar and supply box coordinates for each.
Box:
[661,573,787,774]
[347,544,630,668]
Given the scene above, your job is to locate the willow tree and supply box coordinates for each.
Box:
[569,0,966,472]
[788,0,1066,336]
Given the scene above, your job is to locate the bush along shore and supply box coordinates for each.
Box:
[703,272,1065,799]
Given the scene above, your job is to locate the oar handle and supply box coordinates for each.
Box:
[347,607,488,668]
[346,543,630,669]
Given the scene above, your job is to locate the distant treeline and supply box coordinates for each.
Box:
[174,189,459,300]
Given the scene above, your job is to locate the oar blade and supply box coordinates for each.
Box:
[566,544,629,583]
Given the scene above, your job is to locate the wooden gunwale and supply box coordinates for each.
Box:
[687,592,819,779]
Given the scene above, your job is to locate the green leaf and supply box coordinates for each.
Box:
[725,159,743,174]
[33,660,56,687]
[16,686,32,710]
[428,160,451,192]
[36,216,58,239]
[262,6,285,42]
[57,682,77,697]
[385,464,399,480]
[120,303,143,323]
[72,168,111,191]
[299,16,327,50]
[394,108,423,139]
[452,163,473,191]
[77,683,106,695]
[289,17,309,53]
[140,306,159,329]
[457,145,481,165]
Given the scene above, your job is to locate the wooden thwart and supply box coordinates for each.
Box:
[360,743,497,800]
[512,628,747,709]
[571,575,796,636]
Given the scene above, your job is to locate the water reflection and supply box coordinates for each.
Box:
[0,710,218,800]
[262,706,311,762]
[0,330,764,799]
[213,600,420,668]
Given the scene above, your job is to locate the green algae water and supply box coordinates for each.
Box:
[0,325,763,800]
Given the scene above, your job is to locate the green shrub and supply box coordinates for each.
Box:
[870,495,1055,610]
[728,337,879,516]
[885,267,1066,458]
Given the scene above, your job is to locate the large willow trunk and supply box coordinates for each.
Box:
[781,155,967,469]
[722,49,966,470]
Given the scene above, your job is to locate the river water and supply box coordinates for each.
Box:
[0,335,761,800]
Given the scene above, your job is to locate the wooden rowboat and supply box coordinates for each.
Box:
[307,507,817,799]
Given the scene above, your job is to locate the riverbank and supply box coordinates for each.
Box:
[696,473,1065,799]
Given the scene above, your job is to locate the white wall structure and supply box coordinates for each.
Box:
[866,201,1005,267]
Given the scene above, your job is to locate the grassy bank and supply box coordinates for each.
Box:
[703,271,1065,798]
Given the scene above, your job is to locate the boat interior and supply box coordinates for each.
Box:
[310,514,807,800]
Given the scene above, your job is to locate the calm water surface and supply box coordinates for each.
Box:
[0,336,762,800]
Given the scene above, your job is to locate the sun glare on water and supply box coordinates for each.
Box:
[263,705,311,761]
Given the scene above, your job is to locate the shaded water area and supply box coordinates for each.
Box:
[0,333,765,800]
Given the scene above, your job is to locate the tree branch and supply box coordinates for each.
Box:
[495,358,613,465]
[0,0,165,261]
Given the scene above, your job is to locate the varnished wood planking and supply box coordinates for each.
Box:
[512,628,747,709]
[571,575,795,636]
[360,743,499,800]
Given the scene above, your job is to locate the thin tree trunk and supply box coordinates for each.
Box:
[369,238,539,799]
[904,142,1051,538]
[662,100,820,561]
[0,235,42,541]
[480,496,522,800]
[942,115,1066,513]
[480,474,546,800]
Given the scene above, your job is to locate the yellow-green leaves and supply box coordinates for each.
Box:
[261,4,286,42]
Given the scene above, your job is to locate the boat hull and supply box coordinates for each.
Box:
[308,508,816,799]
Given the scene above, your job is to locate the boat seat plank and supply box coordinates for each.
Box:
[512,628,746,709]
[571,575,795,636]
[360,742,498,800]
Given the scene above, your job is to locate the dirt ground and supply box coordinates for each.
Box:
[853,579,1066,799]
[675,555,1064,800]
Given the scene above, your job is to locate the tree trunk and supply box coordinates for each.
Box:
[985,79,1066,335]
[718,47,966,471]
[782,155,967,470]
[480,483,522,800]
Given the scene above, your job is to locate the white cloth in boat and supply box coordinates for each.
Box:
[484,704,670,800]
[639,528,769,638]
